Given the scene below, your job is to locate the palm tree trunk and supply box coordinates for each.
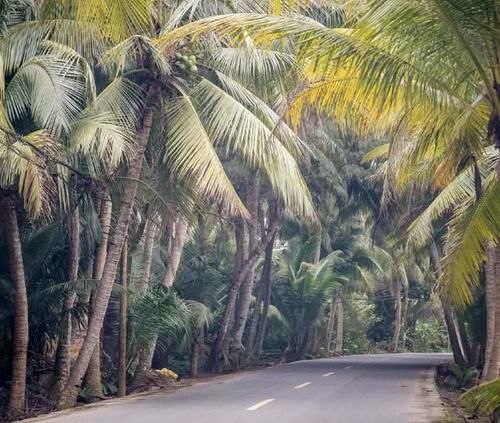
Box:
[118,238,128,397]
[457,315,472,364]
[482,244,496,380]
[233,175,260,345]
[210,256,258,371]
[401,285,408,349]
[162,215,188,287]
[484,246,500,381]
[2,197,29,419]
[254,232,277,358]
[246,276,263,354]
[391,279,402,352]
[55,206,80,398]
[190,327,204,377]
[134,215,187,381]
[137,219,157,293]
[58,87,157,409]
[334,297,344,354]
[84,194,111,399]
[210,207,279,371]
[312,229,321,264]
[326,300,337,354]
[429,240,466,365]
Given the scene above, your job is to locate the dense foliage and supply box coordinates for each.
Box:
[0,0,499,420]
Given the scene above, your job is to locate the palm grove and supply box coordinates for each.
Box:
[0,0,499,420]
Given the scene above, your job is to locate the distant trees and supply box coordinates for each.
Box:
[1,0,499,420]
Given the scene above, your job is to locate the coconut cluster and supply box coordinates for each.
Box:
[175,53,198,72]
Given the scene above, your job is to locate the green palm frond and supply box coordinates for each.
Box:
[461,379,500,416]
[438,174,500,306]
[100,35,171,77]
[5,56,87,135]
[68,78,143,173]
[191,78,315,219]
[0,130,58,219]
[407,148,499,248]
[209,42,296,86]
[214,71,310,160]
[361,143,389,163]
[52,0,156,42]
[165,89,248,217]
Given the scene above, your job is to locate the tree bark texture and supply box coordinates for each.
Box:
[484,246,500,381]
[162,215,188,287]
[58,87,156,409]
[55,206,80,399]
[118,238,128,397]
[233,175,260,345]
[3,197,29,419]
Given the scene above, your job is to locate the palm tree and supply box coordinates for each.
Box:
[273,241,346,360]
[33,0,315,406]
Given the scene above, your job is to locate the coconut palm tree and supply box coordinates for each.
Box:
[273,240,346,360]
[26,0,316,407]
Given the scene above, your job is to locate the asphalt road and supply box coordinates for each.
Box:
[31,353,450,423]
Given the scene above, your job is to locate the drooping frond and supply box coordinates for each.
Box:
[214,71,309,160]
[165,89,248,217]
[43,0,155,42]
[438,174,500,306]
[208,42,296,87]
[68,78,143,174]
[407,148,499,248]
[99,35,171,77]
[0,130,58,219]
[461,379,500,417]
[5,56,87,135]
[191,78,315,219]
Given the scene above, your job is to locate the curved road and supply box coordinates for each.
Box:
[29,353,450,423]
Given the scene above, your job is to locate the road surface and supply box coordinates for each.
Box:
[29,353,450,423]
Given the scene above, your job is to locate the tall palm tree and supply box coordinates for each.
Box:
[32,0,316,407]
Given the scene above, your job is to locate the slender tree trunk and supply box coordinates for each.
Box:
[190,327,204,378]
[484,246,500,381]
[401,285,408,350]
[391,279,402,352]
[430,240,466,365]
[2,197,29,418]
[162,215,188,287]
[457,315,472,364]
[326,300,337,354]
[137,219,157,293]
[55,207,80,398]
[211,204,279,371]
[118,238,128,397]
[482,244,496,380]
[85,193,112,399]
[334,297,344,354]
[210,256,258,371]
[246,277,263,354]
[312,229,321,264]
[233,175,260,345]
[254,232,276,358]
[134,215,187,381]
[93,193,113,283]
[58,88,156,409]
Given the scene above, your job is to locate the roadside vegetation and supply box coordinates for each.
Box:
[0,0,499,421]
